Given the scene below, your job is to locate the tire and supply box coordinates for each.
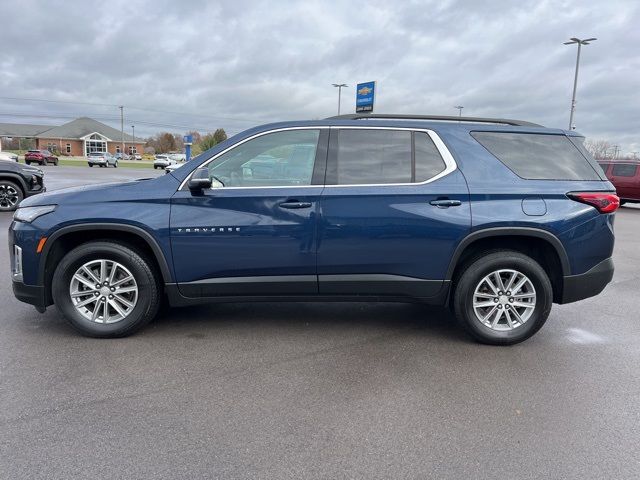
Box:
[153,166,158,169]
[114,161,118,168]
[89,164,93,167]
[620,200,627,206]
[52,241,161,338]
[0,180,24,212]
[453,250,553,345]
[25,161,30,165]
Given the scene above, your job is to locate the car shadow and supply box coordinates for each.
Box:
[150,301,470,344]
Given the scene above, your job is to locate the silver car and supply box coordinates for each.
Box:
[153,154,176,169]
[87,152,118,168]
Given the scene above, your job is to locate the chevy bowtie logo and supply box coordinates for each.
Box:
[176,227,241,233]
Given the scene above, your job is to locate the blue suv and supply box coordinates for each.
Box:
[8,114,618,344]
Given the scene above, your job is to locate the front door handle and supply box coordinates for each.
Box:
[429,199,462,208]
[279,200,312,209]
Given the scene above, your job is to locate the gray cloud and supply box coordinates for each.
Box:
[1,0,638,153]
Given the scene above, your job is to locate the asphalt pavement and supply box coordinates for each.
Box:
[1,165,639,479]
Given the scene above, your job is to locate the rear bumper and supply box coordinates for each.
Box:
[560,257,614,304]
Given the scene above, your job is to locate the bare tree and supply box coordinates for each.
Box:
[584,139,612,159]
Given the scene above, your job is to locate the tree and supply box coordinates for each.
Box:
[213,128,227,144]
[584,139,611,160]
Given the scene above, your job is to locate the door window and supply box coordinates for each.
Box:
[329,129,446,185]
[611,164,637,177]
[208,129,320,187]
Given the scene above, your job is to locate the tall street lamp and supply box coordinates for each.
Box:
[454,105,464,117]
[131,125,135,142]
[332,83,348,115]
[564,37,596,130]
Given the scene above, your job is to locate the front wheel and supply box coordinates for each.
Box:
[0,180,23,212]
[52,241,161,337]
[113,161,118,168]
[453,251,553,345]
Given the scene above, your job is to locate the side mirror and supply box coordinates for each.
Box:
[188,167,212,195]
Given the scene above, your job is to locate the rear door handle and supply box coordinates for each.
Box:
[279,200,312,209]
[429,199,462,207]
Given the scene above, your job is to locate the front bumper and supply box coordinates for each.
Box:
[12,280,47,311]
[560,257,614,304]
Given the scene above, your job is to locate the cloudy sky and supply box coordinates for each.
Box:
[1,0,638,153]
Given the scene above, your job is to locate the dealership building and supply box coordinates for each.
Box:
[0,117,146,156]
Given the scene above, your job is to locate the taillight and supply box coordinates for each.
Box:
[567,192,620,213]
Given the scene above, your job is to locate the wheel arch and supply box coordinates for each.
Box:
[0,173,28,195]
[446,227,570,303]
[39,224,172,305]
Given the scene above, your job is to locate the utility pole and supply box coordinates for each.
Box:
[454,105,464,117]
[564,37,596,130]
[332,83,348,115]
[119,105,124,155]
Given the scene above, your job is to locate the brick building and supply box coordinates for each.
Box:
[0,117,146,156]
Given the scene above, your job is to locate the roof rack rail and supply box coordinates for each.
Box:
[326,113,543,127]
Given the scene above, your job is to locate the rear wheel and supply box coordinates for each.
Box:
[52,241,161,338]
[88,163,93,167]
[113,161,118,168]
[453,251,553,345]
[0,180,23,212]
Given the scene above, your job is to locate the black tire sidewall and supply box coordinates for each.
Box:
[454,252,553,345]
[52,242,159,337]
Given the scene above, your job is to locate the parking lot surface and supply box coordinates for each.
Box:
[1,167,639,479]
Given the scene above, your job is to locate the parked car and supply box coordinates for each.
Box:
[114,153,131,161]
[153,154,176,169]
[0,151,19,162]
[24,150,58,166]
[9,113,618,344]
[87,152,118,168]
[168,153,186,163]
[132,153,142,160]
[597,159,640,205]
[0,160,45,211]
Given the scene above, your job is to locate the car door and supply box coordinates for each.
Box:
[170,127,328,297]
[317,127,471,299]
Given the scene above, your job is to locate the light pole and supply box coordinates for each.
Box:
[454,105,464,117]
[131,125,135,157]
[564,37,596,130]
[332,83,348,115]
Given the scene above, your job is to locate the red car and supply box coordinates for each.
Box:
[598,159,640,205]
[24,149,59,166]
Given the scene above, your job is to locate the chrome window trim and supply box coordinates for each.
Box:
[179,125,457,191]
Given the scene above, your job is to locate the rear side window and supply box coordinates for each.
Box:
[612,164,638,177]
[471,132,601,180]
[331,129,446,185]
[597,162,609,174]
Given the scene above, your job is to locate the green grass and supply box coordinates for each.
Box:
[57,159,154,169]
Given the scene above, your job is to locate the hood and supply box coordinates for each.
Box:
[18,173,179,208]
[1,159,41,175]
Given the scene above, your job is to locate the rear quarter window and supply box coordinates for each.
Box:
[471,132,601,180]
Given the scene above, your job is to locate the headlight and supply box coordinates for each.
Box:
[13,205,57,223]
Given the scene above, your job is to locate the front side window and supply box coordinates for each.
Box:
[208,129,320,187]
[611,164,638,177]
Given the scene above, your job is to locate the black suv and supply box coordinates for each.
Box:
[0,160,45,211]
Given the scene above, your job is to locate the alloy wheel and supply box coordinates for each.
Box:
[69,259,138,324]
[472,269,536,331]
[0,184,20,209]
